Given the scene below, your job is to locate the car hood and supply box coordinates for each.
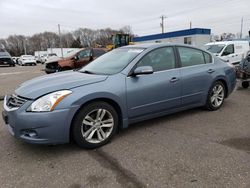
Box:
[45,56,62,64]
[15,71,108,99]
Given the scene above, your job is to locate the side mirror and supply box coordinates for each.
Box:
[222,51,230,56]
[74,56,79,61]
[132,66,153,76]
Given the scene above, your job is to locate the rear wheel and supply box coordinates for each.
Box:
[72,102,118,149]
[205,81,225,111]
[242,81,249,89]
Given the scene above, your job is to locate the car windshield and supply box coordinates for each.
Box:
[79,48,144,75]
[205,44,225,53]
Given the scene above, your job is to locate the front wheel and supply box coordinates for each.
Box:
[242,81,249,89]
[72,102,118,149]
[205,81,226,111]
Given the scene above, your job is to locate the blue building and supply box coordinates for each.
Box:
[134,28,211,48]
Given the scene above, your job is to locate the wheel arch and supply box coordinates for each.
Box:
[69,97,125,142]
[215,78,229,98]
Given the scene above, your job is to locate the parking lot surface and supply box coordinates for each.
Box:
[0,65,250,188]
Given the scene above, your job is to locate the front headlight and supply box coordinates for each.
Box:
[28,90,72,112]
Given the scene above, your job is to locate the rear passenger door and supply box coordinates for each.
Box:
[177,46,214,106]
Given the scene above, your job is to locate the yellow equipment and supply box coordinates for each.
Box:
[106,34,133,50]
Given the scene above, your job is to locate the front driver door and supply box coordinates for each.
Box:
[75,49,91,68]
[126,47,182,118]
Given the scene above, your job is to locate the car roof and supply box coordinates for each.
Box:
[206,40,249,45]
[121,42,203,50]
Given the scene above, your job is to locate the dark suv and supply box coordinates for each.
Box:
[0,50,15,67]
[45,48,107,74]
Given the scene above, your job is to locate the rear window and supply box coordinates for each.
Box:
[178,47,205,67]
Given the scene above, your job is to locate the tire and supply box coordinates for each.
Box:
[72,102,118,149]
[242,81,249,89]
[205,81,226,111]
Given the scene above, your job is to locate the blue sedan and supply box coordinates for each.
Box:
[2,43,236,148]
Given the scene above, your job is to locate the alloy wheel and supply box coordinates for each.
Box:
[81,109,114,144]
[210,84,225,108]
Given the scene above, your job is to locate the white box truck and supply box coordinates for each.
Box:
[205,41,250,65]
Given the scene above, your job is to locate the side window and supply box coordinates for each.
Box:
[178,47,205,67]
[78,50,90,59]
[203,52,212,64]
[137,47,176,72]
[222,44,234,56]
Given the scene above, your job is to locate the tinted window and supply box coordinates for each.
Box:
[178,47,205,67]
[222,44,234,56]
[203,52,212,64]
[137,47,176,72]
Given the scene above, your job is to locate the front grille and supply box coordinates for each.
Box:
[7,94,27,109]
[0,58,12,64]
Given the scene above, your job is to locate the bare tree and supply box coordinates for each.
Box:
[0,25,133,55]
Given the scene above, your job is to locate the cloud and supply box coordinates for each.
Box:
[0,0,250,38]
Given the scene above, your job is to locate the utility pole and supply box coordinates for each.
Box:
[189,21,192,29]
[160,15,167,34]
[240,17,243,39]
[24,39,27,55]
[58,24,64,58]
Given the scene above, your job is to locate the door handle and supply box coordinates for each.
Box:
[207,69,215,73]
[170,77,179,83]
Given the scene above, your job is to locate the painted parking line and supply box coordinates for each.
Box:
[0,71,41,76]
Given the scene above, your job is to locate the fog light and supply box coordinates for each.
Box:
[22,130,38,138]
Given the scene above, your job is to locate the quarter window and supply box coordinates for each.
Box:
[137,47,176,72]
[203,52,212,64]
[178,47,205,67]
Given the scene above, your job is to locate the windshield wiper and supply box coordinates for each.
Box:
[79,70,95,74]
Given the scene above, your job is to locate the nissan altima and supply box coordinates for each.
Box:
[2,43,236,148]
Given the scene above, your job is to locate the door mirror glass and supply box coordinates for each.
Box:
[222,51,230,56]
[74,56,79,61]
[133,66,153,76]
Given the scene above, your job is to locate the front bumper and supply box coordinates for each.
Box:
[2,96,78,145]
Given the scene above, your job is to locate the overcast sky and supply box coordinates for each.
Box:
[0,0,250,38]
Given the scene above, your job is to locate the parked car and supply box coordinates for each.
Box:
[205,41,250,65]
[2,43,236,149]
[19,55,37,66]
[11,57,19,64]
[41,53,57,64]
[45,48,107,74]
[0,50,15,67]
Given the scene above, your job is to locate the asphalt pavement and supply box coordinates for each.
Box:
[0,64,250,188]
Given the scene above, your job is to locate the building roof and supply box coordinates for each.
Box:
[134,28,211,42]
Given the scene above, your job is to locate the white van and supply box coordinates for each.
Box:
[205,41,250,65]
